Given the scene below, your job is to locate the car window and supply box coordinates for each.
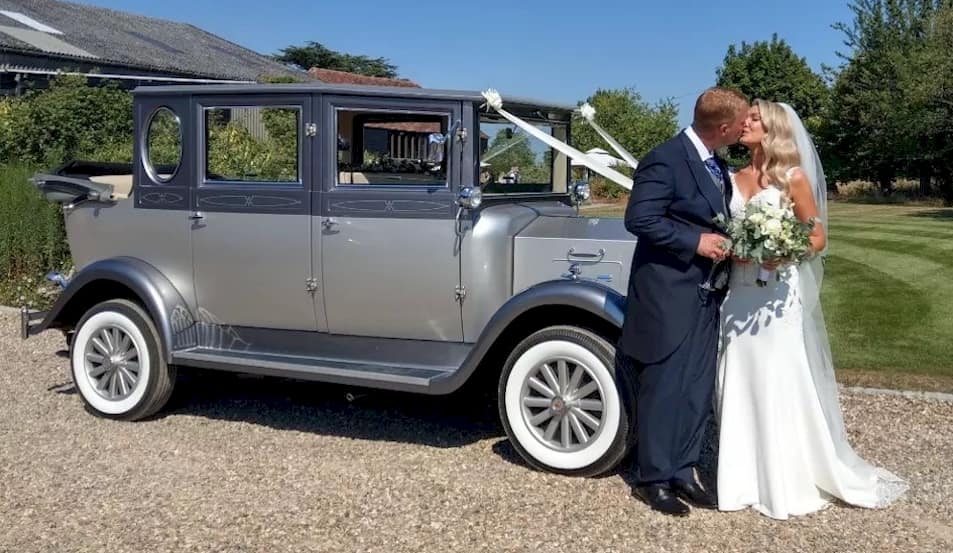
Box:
[144,107,182,182]
[479,115,569,195]
[204,106,300,183]
[335,109,448,187]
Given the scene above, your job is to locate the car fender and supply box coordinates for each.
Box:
[34,257,195,358]
[431,279,625,394]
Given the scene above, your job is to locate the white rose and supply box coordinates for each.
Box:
[763,218,783,237]
[748,213,766,225]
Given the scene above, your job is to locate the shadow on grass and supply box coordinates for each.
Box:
[905,209,953,220]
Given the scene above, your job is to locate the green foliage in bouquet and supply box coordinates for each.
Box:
[714,196,815,265]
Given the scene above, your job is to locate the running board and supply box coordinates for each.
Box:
[170,348,455,393]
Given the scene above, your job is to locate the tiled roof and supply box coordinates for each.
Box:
[365,121,441,133]
[309,67,419,88]
[0,0,303,80]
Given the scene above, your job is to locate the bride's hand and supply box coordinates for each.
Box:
[762,258,783,271]
[731,254,750,264]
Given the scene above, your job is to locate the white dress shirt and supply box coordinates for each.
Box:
[683,126,713,163]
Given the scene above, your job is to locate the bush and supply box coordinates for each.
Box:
[0,75,134,308]
[0,75,133,167]
[589,176,629,201]
[0,164,71,307]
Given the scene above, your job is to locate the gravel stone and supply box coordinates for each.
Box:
[1,309,951,552]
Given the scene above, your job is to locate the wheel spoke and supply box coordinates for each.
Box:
[560,416,571,448]
[576,399,604,412]
[91,337,110,356]
[523,396,552,408]
[117,333,133,357]
[527,377,555,399]
[572,406,602,430]
[529,408,555,426]
[101,328,114,352]
[543,415,560,441]
[117,370,129,396]
[111,328,122,353]
[88,364,110,378]
[566,365,584,397]
[540,364,560,395]
[123,361,140,375]
[573,381,599,400]
[108,371,120,397]
[85,352,105,364]
[557,360,568,395]
[119,366,138,389]
[569,412,590,444]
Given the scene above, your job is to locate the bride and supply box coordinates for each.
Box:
[715,99,909,520]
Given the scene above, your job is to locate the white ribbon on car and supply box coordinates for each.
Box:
[481,89,633,190]
[577,102,640,169]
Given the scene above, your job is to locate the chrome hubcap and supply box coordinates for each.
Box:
[83,325,141,401]
[520,357,606,452]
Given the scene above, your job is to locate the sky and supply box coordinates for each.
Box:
[75,0,857,128]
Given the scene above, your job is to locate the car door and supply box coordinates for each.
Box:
[190,94,323,332]
[318,95,463,341]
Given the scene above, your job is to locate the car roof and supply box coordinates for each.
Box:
[132,82,578,116]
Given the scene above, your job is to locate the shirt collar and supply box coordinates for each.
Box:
[684,126,713,162]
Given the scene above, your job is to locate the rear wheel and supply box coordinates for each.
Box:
[498,325,634,477]
[70,299,175,420]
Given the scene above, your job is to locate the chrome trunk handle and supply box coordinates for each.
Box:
[567,248,606,260]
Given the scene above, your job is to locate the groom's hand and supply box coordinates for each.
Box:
[696,233,729,261]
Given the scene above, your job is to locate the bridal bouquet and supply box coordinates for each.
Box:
[715,196,815,286]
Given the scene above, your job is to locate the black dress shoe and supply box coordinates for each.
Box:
[633,485,691,516]
[671,479,717,510]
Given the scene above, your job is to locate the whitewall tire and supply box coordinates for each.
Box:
[70,299,175,420]
[498,325,635,477]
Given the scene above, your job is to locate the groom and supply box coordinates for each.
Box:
[618,87,748,516]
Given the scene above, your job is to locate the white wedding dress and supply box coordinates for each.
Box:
[715,176,908,520]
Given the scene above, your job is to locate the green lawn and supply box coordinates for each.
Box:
[581,201,953,391]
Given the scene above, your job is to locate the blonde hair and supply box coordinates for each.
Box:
[755,99,801,194]
[693,87,749,133]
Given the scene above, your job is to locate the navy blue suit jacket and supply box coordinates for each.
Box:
[619,131,732,364]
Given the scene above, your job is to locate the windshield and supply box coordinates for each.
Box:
[478,114,570,195]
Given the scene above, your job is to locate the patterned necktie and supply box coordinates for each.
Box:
[704,157,725,193]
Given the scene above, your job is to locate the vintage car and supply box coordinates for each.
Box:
[21,82,638,477]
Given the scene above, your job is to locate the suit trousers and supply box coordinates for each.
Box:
[625,292,721,487]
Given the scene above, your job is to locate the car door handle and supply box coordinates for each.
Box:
[189,211,205,221]
[322,218,338,229]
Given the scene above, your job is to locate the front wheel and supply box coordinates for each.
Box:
[70,299,175,421]
[498,325,634,477]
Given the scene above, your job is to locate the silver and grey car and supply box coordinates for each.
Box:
[22,82,637,477]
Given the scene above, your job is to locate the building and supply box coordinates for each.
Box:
[0,0,303,94]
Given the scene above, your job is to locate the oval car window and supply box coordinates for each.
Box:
[145,107,182,182]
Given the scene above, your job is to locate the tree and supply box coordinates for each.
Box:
[716,34,829,134]
[483,128,537,182]
[823,0,951,194]
[273,41,399,78]
[571,88,678,161]
[904,4,953,203]
[715,35,829,170]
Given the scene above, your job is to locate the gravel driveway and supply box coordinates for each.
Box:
[1,308,951,553]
